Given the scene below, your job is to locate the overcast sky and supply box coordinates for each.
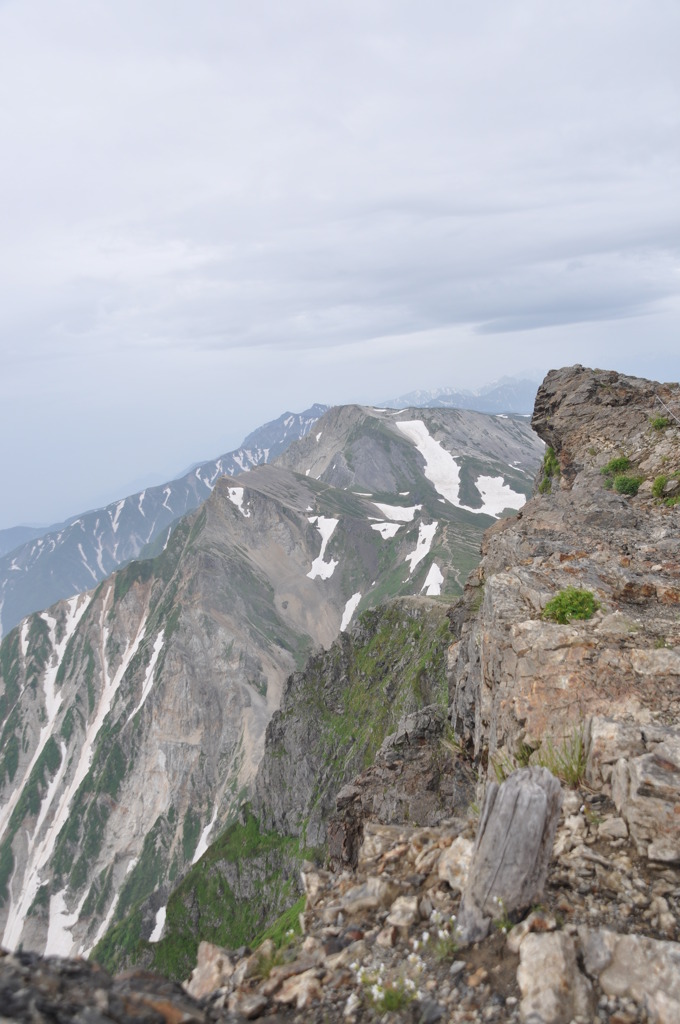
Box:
[1,1,678,529]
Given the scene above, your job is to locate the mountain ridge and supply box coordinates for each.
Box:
[0,404,543,958]
[0,405,328,640]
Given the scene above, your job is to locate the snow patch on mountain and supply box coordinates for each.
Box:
[405,523,438,574]
[45,889,86,958]
[111,500,125,533]
[340,593,362,631]
[228,488,251,518]
[396,419,525,517]
[20,619,29,658]
[307,517,339,580]
[1,596,93,949]
[78,544,98,583]
[395,420,464,506]
[0,595,91,844]
[422,563,444,596]
[475,475,526,516]
[2,595,149,954]
[371,522,402,539]
[372,502,420,522]
[149,906,167,944]
[192,804,220,866]
[81,855,139,957]
[127,631,165,724]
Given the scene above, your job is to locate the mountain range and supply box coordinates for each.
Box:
[0,403,543,958]
[0,406,327,641]
[383,376,539,413]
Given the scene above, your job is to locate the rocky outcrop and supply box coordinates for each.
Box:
[450,367,680,832]
[327,703,476,871]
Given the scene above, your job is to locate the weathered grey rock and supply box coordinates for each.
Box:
[581,927,680,1023]
[457,768,563,942]
[612,736,680,861]
[274,967,323,1009]
[598,815,628,840]
[386,895,420,934]
[517,932,593,1024]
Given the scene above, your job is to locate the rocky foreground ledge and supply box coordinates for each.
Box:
[3,781,680,1022]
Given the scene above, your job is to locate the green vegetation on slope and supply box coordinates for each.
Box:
[92,809,306,982]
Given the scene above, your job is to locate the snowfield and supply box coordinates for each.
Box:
[475,475,525,516]
[372,502,420,522]
[340,592,362,631]
[307,517,339,580]
[421,563,444,596]
[396,419,525,518]
[371,522,402,539]
[228,487,251,517]
[405,523,438,574]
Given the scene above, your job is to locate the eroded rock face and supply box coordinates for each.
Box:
[451,366,680,806]
[326,704,476,871]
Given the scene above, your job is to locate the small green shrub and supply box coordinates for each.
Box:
[542,587,600,625]
[601,456,630,475]
[652,475,668,498]
[651,416,670,431]
[613,474,643,496]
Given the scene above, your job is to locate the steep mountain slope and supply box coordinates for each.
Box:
[0,526,48,559]
[94,598,460,980]
[0,405,542,959]
[0,405,327,641]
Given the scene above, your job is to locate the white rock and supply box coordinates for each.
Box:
[517,932,593,1024]
[437,836,473,894]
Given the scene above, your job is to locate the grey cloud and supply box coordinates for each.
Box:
[1,1,679,527]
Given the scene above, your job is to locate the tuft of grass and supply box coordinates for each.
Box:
[542,587,600,625]
[613,474,643,496]
[538,447,560,494]
[652,475,668,498]
[651,416,670,431]
[535,729,586,788]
